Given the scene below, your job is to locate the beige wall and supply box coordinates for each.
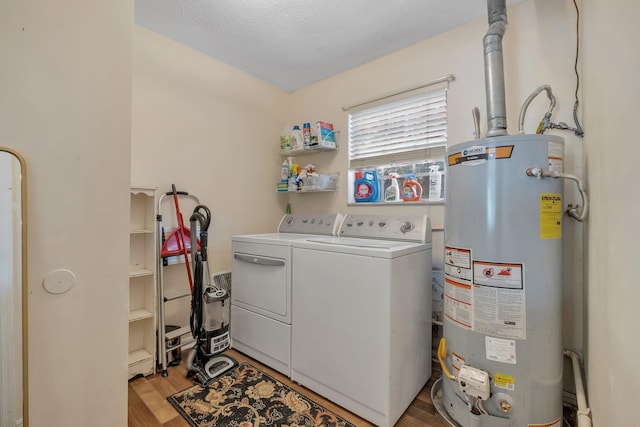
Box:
[582,1,640,426]
[0,1,133,427]
[132,27,290,274]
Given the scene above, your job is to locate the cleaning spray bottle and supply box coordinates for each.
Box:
[428,164,443,201]
[402,174,423,202]
[354,170,380,202]
[384,173,401,202]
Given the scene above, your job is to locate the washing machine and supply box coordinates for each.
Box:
[231,213,342,376]
[291,214,432,427]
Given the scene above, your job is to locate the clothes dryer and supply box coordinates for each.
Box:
[231,213,342,376]
[291,214,432,427]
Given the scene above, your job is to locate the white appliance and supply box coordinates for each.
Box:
[231,213,343,376]
[291,214,432,427]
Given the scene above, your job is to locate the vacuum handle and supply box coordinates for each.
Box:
[166,184,188,196]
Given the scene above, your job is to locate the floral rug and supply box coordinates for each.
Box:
[167,363,356,427]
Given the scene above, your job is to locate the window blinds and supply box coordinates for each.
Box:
[348,87,447,169]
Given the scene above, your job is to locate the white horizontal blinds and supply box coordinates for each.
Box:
[349,87,447,169]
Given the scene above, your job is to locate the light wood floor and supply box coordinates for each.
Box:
[128,348,447,427]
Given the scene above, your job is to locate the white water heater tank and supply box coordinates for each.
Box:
[441,134,564,427]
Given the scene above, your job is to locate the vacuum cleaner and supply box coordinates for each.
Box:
[185,204,236,386]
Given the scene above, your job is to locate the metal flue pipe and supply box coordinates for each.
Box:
[484,0,509,136]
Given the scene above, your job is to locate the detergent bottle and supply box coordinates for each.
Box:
[290,125,304,151]
[428,164,443,201]
[384,172,401,202]
[402,174,423,202]
[354,170,380,202]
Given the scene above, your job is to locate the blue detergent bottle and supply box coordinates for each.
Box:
[354,170,380,202]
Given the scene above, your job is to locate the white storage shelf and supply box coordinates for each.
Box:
[279,145,337,156]
[287,188,338,193]
[278,140,340,194]
[278,173,340,194]
[128,187,156,379]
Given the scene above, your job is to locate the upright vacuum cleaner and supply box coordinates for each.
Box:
[185,204,236,386]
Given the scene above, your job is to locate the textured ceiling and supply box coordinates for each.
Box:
[134,0,524,92]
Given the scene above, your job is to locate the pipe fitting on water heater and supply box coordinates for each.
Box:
[525,167,589,222]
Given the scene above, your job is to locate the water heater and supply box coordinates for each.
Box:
[440,134,565,426]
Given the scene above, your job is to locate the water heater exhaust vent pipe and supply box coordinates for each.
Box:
[484,0,508,137]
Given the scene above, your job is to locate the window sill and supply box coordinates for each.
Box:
[347,200,444,206]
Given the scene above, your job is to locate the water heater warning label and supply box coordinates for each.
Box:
[444,277,473,330]
[540,193,562,239]
[473,261,526,340]
[473,261,523,289]
[494,372,515,391]
[445,248,527,339]
[445,247,471,268]
[548,141,564,174]
[444,247,474,330]
[445,247,472,281]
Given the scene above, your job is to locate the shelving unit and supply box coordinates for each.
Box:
[278,138,340,193]
[277,172,339,193]
[128,187,156,379]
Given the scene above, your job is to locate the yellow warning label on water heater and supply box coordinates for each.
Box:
[494,373,515,391]
[539,193,562,239]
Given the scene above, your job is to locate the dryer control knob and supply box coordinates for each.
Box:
[400,221,414,233]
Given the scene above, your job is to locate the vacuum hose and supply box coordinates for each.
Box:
[189,207,212,339]
[190,250,203,339]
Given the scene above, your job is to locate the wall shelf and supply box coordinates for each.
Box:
[280,145,337,156]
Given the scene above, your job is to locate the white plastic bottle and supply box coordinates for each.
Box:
[303,122,312,147]
[281,159,290,183]
[428,165,443,201]
[384,173,401,202]
[290,125,304,151]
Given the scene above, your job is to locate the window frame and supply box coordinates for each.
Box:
[346,83,449,205]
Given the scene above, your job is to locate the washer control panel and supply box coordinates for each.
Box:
[277,213,344,235]
[338,214,431,243]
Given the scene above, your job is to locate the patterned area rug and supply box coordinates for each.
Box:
[168,362,356,427]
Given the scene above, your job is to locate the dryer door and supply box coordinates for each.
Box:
[231,241,290,322]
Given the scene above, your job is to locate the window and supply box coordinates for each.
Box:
[347,85,448,204]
